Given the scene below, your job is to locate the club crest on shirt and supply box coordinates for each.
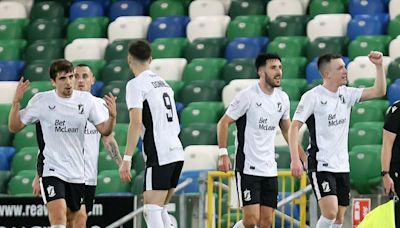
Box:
[277,102,282,112]
[78,104,84,114]
[338,94,346,104]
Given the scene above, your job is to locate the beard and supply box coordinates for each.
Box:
[264,75,281,88]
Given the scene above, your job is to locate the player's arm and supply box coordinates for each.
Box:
[289,120,304,178]
[280,119,307,167]
[381,129,396,194]
[95,93,117,136]
[119,108,142,182]
[101,135,122,166]
[8,77,30,133]
[217,114,235,172]
[359,51,386,101]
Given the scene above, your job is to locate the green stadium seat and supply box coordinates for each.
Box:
[11,147,37,174]
[182,58,226,83]
[179,80,225,106]
[229,0,266,19]
[226,15,268,40]
[281,57,307,79]
[102,80,127,103]
[23,61,51,81]
[98,151,120,172]
[96,170,134,194]
[0,104,10,126]
[267,36,307,58]
[307,36,348,61]
[348,39,386,60]
[227,145,236,163]
[132,151,145,174]
[275,146,291,169]
[349,145,382,194]
[356,35,392,52]
[0,125,13,146]
[131,170,144,195]
[104,39,137,61]
[20,81,53,108]
[188,101,225,116]
[150,0,186,19]
[281,79,307,101]
[72,59,106,80]
[0,171,11,194]
[278,174,300,192]
[13,125,37,151]
[222,60,257,82]
[268,15,309,40]
[290,100,299,118]
[0,19,24,40]
[388,17,400,39]
[0,39,27,60]
[151,38,188,59]
[180,123,218,147]
[30,1,65,20]
[34,0,71,12]
[116,102,129,124]
[8,170,36,196]
[350,78,391,91]
[26,19,63,43]
[350,102,385,126]
[111,123,129,148]
[24,39,66,63]
[166,80,185,100]
[348,122,383,150]
[184,38,227,62]
[309,0,346,17]
[180,104,222,127]
[67,17,109,43]
[101,60,132,84]
[387,58,400,81]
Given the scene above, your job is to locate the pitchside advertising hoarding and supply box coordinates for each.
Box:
[352,198,371,228]
[0,196,134,227]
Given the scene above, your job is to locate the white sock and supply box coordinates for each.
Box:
[161,207,174,228]
[51,225,66,228]
[332,224,342,228]
[143,204,164,228]
[233,220,245,228]
[316,216,335,228]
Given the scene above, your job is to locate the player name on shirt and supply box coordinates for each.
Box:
[151,80,170,88]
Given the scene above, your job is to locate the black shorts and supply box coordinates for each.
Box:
[308,171,350,206]
[40,176,85,212]
[235,172,278,208]
[143,161,183,191]
[84,185,96,213]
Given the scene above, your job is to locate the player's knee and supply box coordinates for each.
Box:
[335,216,344,224]
[321,210,337,220]
[243,213,259,227]
[73,212,87,228]
[259,216,273,228]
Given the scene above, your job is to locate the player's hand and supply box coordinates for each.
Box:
[13,77,30,104]
[103,92,117,119]
[291,159,303,178]
[383,174,395,195]
[32,175,41,197]
[368,51,383,66]
[218,155,231,173]
[119,160,132,183]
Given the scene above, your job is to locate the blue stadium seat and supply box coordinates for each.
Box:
[388,79,400,105]
[0,60,25,81]
[225,37,268,62]
[109,0,145,21]
[347,15,384,40]
[147,16,189,42]
[91,81,104,97]
[73,0,111,9]
[306,61,321,84]
[0,147,16,171]
[348,0,387,16]
[69,1,104,21]
[175,170,210,194]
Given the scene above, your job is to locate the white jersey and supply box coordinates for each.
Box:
[126,70,184,166]
[84,97,108,186]
[293,85,363,173]
[226,83,290,177]
[20,90,108,183]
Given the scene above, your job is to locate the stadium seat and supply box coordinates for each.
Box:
[176,169,210,194]
[227,126,237,147]
[11,147,37,174]
[116,102,129,123]
[348,39,386,60]
[281,57,307,79]
[30,1,65,20]
[180,104,222,127]
[107,16,152,42]
[387,58,400,81]
[222,79,258,107]
[189,101,225,116]
[131,170,144,195]
[98,151,119,172]
[151,38,188,59]
[268,15,308,40]
[307,14,351,41]
[25,39,65,63]
[389,0,400,20]
[26,19,63,43]
[0,1,27,19]
[225,37,268,62]
[72,0,111,9]
[309,0,346,17]
[0,170,11,193]
[64,38,108,61]
[67,17,109,42]
[179,80,225,106]
[72,59,106,80]
[0,19,24,40]
[166,80,185,101]
[348,0,386,16]
[0,125,13,147]
[388,17,400,39]
[180,124,218,148]
[347,15,384,40]
[347,56,391,84]
[69,1,104,21]
[97,170,133,194]
[182,58,226,83]
[102,81,127,103]
[349,122,383,150]
[184,38,227,61]
[0,60,25,81]
[305,61,321,84]
[2,0,33,16]
[267,36,307,58]
[350,102,385,126]
[0,104,11,125]
[0,39,26,60]
[266,0,305,21]
[101,59,132,83]
[349,145,382,194]
[150,0,186,18]
[147,16,189,42]
[8,170,36,195]
[12,125,37,151]
[181,145,219,171]
[0,81,18,104]
[389,38,400,61]
[104,39,136,61]
[20,81,53,108]
[281,79,307,101]
[189,0,225,19]
[108,0,145,21]
[356,35,392,53]
[226,15,268,40]
[186,16,231,43]
[306,36,349,61]
[110,123,129,148]
[0,146,15,171]
[222,59,257,82]
[275,146,291,169]
[149,58,187,80]
[388,79,400,105]
[229,0,266,19]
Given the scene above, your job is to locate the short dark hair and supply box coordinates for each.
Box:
[128,40,151,61]
[255,53,281,70]
[75,63,92,70]
[317,54,343,71]
[49,59,74,80]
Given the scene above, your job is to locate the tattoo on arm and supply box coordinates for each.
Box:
[106,141,122,166]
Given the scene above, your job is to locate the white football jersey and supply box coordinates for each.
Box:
[20,90,108,183]
[126,70,184,166]
[293,85,363,173]
[226,83,290,177]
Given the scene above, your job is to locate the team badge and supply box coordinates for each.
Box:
[78,104,84,114]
